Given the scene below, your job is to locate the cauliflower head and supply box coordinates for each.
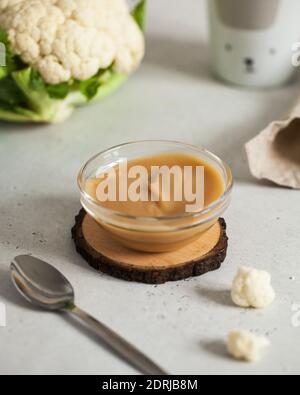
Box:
[0,0,146,122]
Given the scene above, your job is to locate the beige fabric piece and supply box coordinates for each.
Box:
[246,100,300,189]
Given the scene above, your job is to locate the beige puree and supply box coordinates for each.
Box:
[85,153,225,252]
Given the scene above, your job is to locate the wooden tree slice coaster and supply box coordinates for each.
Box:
[72,209,228,284]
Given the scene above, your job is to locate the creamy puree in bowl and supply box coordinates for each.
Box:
[85,153,225,217]
[82,153,226,252]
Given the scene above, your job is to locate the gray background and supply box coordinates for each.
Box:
[0,0,299,375]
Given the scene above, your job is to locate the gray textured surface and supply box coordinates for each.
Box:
[0,0,299,375]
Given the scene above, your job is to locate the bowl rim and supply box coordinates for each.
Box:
[77,140,233,222]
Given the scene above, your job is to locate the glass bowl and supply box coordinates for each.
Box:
[78,140,233,253]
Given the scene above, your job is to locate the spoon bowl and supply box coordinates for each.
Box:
[11,255,74,311]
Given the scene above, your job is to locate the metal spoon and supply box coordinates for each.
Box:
[10,255,167,375]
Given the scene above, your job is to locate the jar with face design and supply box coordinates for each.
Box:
[208,0,300,88]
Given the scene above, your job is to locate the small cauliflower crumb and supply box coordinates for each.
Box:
[228,331,270,362]
[0,0,145,85]
[231,266,276,309]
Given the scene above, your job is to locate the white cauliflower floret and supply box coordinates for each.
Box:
[0,0,25,11]
[231,266,276,309]
[227,331,270,362]
[0,0,145,85]
[37,55,71,85]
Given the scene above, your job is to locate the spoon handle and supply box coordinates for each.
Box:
[67,305,167,375]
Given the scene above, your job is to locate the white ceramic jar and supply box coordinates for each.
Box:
[208,0,300,88]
